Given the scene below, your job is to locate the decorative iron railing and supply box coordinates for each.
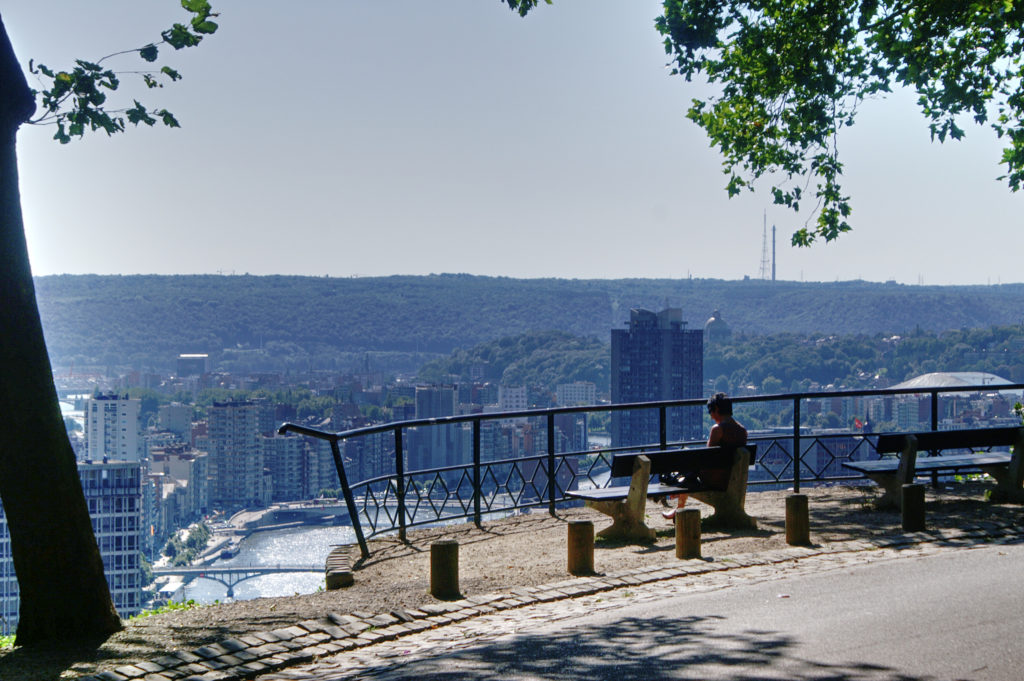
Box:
[280,383,1024,558]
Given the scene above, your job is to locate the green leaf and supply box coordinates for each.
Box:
[161,66,182,82]
[162,24,202,49]
[53,122,71,144]
[126,101,156,126]
[139,44,159,62]
[181,0,212,12]
[158,109,181,128]
[191,19,219,35]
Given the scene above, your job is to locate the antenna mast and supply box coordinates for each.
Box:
[759,211,770,280]
[772,223,776,281]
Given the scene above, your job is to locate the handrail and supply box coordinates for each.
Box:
[280,382,1024,559]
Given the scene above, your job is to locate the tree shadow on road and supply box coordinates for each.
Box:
[352,613,934,681]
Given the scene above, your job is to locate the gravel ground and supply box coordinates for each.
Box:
[1,482,1020,680]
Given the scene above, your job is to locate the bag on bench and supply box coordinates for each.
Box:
[658,471,702,490]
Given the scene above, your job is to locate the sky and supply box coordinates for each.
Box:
[5,1,1022,285]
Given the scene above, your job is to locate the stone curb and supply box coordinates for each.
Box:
[77,518,1023,681]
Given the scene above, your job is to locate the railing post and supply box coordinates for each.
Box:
[329,438,369,560]
[394,426,407,542]
[659,405,667,448]
[473,419,482,528]
[548,412,557,516]
[930,390,939,431]
[793,397,801,493]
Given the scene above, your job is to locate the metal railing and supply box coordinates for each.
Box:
[280,383,1024,558]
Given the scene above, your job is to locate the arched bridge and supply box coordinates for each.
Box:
[153,565,321,598]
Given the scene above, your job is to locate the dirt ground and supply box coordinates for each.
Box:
[2,483,1021,680]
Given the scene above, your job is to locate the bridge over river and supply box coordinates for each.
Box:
[153,565,321,598]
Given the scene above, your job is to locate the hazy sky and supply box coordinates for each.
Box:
[6,1,1022,285]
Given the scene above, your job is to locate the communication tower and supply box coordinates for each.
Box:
[759,212,770,280]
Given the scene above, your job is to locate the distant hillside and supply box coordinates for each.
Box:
[33,274,1024,371]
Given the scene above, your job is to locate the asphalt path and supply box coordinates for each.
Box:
[336,542,1024,681]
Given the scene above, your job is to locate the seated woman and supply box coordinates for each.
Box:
[662,392,747,519]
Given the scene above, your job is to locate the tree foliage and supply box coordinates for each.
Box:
[26,0,217,143]
[417,330,609,392]
[655,1,1024,245]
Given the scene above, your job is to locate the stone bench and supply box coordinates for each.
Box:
[566,445,757,541]
[842,426,1024,508]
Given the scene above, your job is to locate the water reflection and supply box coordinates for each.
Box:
[183,525,355,603]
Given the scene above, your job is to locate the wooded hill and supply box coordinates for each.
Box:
[34,274,1024,372]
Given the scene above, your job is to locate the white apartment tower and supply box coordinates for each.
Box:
[85,394,143,462]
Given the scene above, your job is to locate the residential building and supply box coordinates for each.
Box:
[204,401,268,509]
[0,459,147,635]
[498,385,528,412]
[611,308,704,446]
[158,403,192,438]
[84,394,143,462]
[79,460,144,619]
[263,434,308,501]
[0,504,14,636]
[556,381,597,407]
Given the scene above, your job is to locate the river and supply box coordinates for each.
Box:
[178,436,614,604]
[182,524,357,603]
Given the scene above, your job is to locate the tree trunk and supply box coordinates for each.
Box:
[0,13,122,646]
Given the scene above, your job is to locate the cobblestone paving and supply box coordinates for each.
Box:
[80,519,1022,681]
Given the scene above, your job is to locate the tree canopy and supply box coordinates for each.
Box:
[655,1,1024,245]
[26,0,217,143]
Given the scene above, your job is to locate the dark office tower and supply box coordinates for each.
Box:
[611,308,703,447]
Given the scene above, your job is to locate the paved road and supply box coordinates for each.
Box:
[260,541,1024,680]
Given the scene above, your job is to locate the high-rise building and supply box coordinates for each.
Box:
[204,401,267,509]
[80,460,143,618]
[0,505,15,637]
[1,459,144,634]
[415,386,456,419]
[263,434,310,501]
[610,308,703,446]
[85,394,143,462]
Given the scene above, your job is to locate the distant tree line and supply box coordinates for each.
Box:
[34,274,1024,375]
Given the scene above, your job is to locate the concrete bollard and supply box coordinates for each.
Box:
[430,539,461,600]
[902,483,926,532]
[324,545,354,589]
[785,493,811,546]
[567,520,595,575]
[675,508,701,559]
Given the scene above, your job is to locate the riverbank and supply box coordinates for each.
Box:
[2,482,1021,680]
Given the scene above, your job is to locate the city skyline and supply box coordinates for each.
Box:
[5,1,1022,286]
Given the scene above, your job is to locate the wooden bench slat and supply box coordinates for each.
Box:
[843,453,1012,475]
[875,426,1021,454]
[609,445,756,478]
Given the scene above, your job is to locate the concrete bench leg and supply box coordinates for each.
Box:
[689,448,757,530]
[585,455,656,542]
[866,473,903,510]
[986,432,1024,503]
[586,499,656,542]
